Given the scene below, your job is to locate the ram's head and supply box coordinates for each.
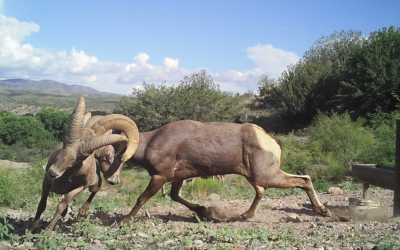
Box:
[47,97,139,179]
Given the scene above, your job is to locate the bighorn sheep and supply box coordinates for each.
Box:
[29,98,139,233]
[47,101,331,227]
[118,121,331,225]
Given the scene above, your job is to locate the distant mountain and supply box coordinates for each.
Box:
[0,79,120,96]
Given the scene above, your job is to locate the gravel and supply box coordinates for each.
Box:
[1,189,399,249]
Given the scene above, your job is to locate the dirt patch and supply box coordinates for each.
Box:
[2,189,400,249]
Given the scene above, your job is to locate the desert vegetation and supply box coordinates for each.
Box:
[0,26,400,249]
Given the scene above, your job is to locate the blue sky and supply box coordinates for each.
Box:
[0,0,399,95]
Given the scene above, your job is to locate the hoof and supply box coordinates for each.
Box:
[193,206,207,218]
[325,208,332,217]
[240,212,254,220]
[111,221,119,229]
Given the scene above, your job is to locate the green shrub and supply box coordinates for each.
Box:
[186,178,222,199]
[360,110,400,166]
[35,108,72,141]
[0,164,45,209]
[324,164,345,180]
[306,112,374,169]
[278,133,314,175]
[115,70,244,132]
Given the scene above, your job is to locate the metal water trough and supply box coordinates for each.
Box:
[351,164,395,199]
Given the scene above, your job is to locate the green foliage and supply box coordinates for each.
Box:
[259,26,400,120]
[0,165,45,209]
[0,214,13,240]
[35,108,71,141]
[0,110,53,149]
[324,164,345,180]
[306,112,374,169]
[186,178,223,199]
[259,30,363,118]
[361,110,400,166]
[279,133,314,174]
[341,26,400,115]
[115,70,244,132]
[0,109,61,161]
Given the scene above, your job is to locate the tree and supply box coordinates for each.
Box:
[259,30,363,118]
[0,111,53,149]
[341,26,400,115]
[114,70,244,131]
[35,108,72,141]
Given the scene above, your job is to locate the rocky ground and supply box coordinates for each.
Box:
[0,188,399,249]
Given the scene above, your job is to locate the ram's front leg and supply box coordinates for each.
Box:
[28,179,51,233]
[78,177,101,218]
[45,186,85,233]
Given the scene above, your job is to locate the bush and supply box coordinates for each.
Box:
[114,70,244,132]
[186,178,222,199]
[278,133,314,175]
[0,164,45,209]
[306,112,374,169]
[35,108,71,141]
[360,110,400,166]
[0,110,54,149]
[324,164,345,180]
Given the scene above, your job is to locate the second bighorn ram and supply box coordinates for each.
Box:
[47,98,331,228]
[29,98,139,233]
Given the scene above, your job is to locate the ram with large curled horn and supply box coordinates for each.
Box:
[28,97,139,234]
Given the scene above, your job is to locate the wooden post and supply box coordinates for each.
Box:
[394,120,400,216]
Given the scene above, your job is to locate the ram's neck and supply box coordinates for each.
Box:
[129,129,158,164]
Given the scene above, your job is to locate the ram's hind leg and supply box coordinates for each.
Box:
[267,170,331,217]
[241,178,267,219]
[170,181,207,218]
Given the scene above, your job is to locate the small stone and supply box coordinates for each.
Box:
[209,193,220,201]
[193,240,204,248]
[285,214,301,223]
[247,239,261,249]
[163,240,175,245]
[17,242,34,249]
[80,243,107,250]
[363,242,376,250]
[137,232,150,238]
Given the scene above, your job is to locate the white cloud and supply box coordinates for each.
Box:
[86,75,97,82]
[0,15,300,95]
[246,44,300,79]
[164,57,179,69]
[134,53,150,65]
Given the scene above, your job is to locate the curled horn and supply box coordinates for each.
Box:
[82,134,128,155]
[92,114,139,162]
[67,97,86,140]
[84,115,103,129]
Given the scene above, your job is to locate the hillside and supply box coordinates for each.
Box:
[0,87,122,115]
[0,79,120,95]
